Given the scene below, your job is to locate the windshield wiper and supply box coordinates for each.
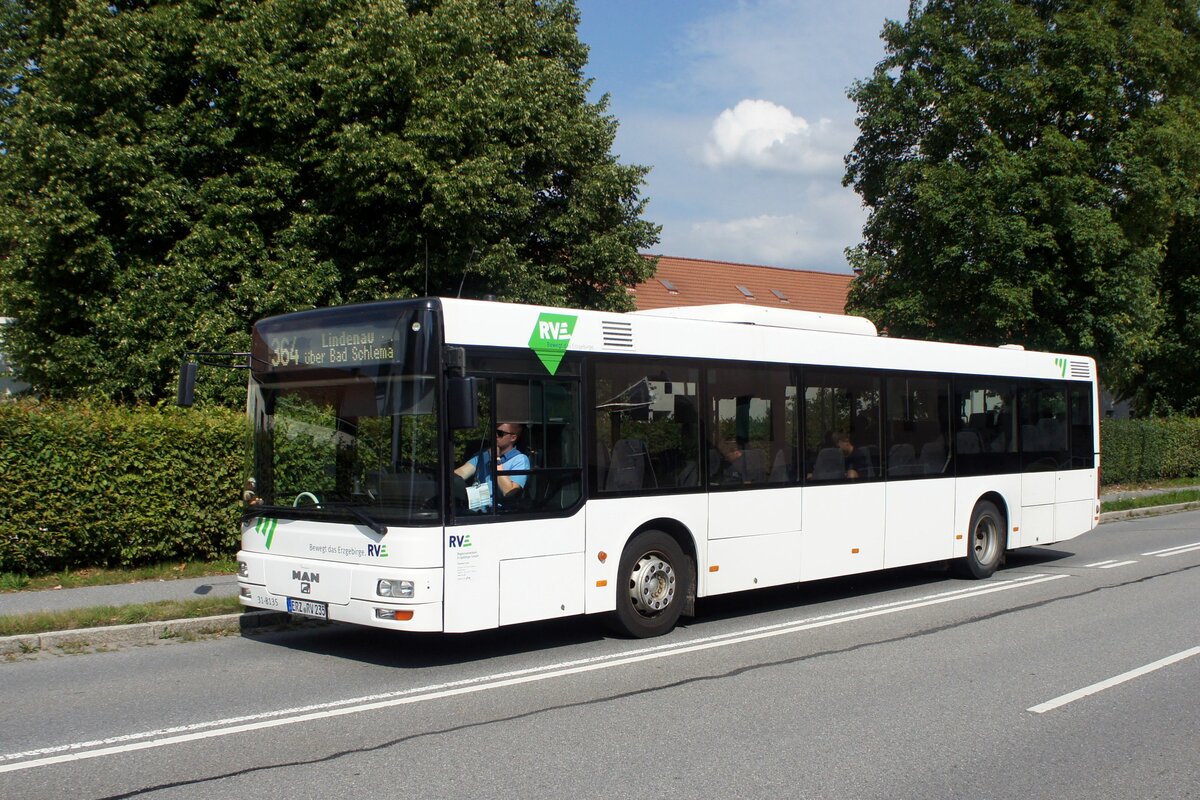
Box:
[342,504,388,536]
[242,502,388,535]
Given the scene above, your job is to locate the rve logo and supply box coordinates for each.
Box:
[528,312,577,376]
[1053,357,1067,377]
[448,534,473,548]
[367,543,388,557]
[539,320,571,340]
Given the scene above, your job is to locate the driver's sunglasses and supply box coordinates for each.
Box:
[495,428,515,438]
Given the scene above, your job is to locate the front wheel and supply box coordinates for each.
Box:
[609,530,691,638]
[959,500,1004,579]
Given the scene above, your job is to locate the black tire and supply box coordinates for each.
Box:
[959,500,1005,579]
[609,530,691,638]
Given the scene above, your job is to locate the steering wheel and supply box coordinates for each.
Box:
[293,491,321,508]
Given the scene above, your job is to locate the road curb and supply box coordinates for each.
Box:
[1098,501,1200,524]
[0,610,295,658]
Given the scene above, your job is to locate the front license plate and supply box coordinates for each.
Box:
[286,598,328,619]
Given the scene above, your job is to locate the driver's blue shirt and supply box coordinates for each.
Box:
[468,448,530,508]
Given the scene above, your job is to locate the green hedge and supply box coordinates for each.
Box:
[1100,417,1200,485]
[3,401,1196,572]
[0,400,246,574]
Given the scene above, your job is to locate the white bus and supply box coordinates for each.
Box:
[221,297,1099,638]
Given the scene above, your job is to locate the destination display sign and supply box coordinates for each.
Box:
[265,327,397,369]
[255,316,407,371]
[251,301,438,376]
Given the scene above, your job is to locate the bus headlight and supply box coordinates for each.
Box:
[377,579,414,599]
[238,561,250,578]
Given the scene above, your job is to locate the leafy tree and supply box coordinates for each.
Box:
[0,0,658,403]
[844,0,1200,407]
[1137,210,1200,414]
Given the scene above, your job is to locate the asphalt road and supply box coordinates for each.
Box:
[1,511,1197,800]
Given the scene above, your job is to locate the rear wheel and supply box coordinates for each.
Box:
[959,500,1004,579]
[610,530,691,638]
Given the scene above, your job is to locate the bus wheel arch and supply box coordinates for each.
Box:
[608,520,697,638]
[958,495,1007,579]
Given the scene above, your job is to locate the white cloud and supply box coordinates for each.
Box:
[577,1,911,270]
[701,99,844,175]
[658,187,867,271]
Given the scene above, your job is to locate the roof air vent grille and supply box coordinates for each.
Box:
[602,320,634,349]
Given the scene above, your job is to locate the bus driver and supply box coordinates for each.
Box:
[454,422,529,510]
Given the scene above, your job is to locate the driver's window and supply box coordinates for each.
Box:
[451,379,537,515]
[451,377,581,519]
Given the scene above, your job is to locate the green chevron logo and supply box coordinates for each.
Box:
[255,517,277,550]
[1054,357,1067,377]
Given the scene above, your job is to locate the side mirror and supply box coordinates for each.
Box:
[176,360,198,407]
[447,376,478,429]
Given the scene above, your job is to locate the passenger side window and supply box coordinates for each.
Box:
[593,360,701,493]
[707,364,795,487]
[1068,384,1095,468]
[803,370,881,482]
[953,381,1019,476]
[885,375,951,478]
[1020,382,1068,471]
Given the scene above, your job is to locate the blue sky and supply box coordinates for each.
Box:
[575,0,912,273]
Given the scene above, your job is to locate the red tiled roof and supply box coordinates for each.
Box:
[632,255,852,314]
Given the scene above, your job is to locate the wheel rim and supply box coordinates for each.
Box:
[972,513,1000,566]
[628,551,676,617]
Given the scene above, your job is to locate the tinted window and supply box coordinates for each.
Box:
[1020,382,1069,472]
[803,370,881,482]
[593,360,701,493]
[885,375,951,478]
[953,380,1019,476]
[707,364,796,487]
[1068,383,1095,468]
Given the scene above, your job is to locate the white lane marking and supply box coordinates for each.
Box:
[1142,542,1200,557]
[2,573,1061,766]
[1085,560,1118,567]
[2,573,1068,774]
[1098,560,1138,569]
[1028,646,1200,714]
[1,573,1060,765]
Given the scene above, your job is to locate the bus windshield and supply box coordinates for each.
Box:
[246,301,442,526]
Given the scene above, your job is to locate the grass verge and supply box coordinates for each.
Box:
[1100,489,1200,513]
[1101,477,1200,493]
[0,559,238,593]
[0,596,243,637]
